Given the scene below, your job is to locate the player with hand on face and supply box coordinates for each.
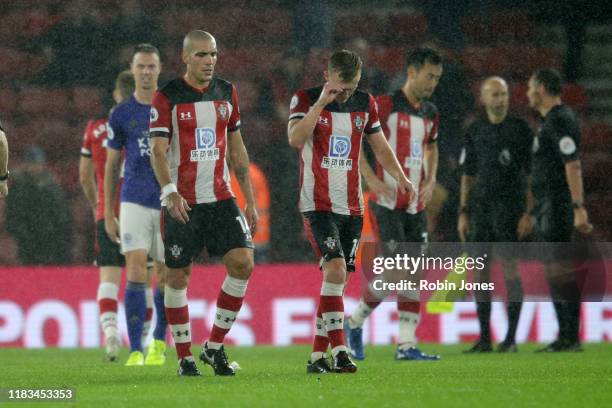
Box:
[288,50,414,373]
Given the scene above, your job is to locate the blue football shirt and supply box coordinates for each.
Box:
[107,95,160,209]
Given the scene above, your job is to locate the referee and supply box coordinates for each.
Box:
[527,68,593,352]
[458,77,534,353]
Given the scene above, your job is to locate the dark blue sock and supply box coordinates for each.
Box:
[125,281,146,352]
[153,287,168,341]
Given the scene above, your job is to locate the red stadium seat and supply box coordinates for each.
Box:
[232,80,259,113]
[71,87,104,117]
[562,83,588,113]
[368,46,405,76]
[0,88,19,115]
[385,11,428,45]
[18,87,71,115]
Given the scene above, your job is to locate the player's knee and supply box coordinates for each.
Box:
[227,256,254,280]
[166,267,191,289]
[323,258,346,284]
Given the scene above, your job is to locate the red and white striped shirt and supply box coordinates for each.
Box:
[150,77,240,204]
[289,86,381,216]
[374,90,438,214]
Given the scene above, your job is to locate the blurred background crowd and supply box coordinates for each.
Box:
[0,0,610,265]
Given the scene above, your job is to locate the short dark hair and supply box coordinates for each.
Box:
[406,47,442,70]
[133,43,160,58]
[115,70,135,100]
[328,49,362,82]
[533,68,562,96]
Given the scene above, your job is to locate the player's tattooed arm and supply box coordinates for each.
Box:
[358,154,393,200]
[367,130,415,200]
[228,130,258,236]
[103,147,122,242]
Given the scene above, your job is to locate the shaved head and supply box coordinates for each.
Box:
[183,30,215,53]
[480,76,508,96]
[480,76,509,123]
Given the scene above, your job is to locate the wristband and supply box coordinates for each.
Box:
[160,183,177,202]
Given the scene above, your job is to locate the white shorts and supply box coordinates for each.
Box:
[119,202,164,262]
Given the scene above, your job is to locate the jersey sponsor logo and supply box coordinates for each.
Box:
[180,111,193,121]
[498,148,511,166]
[137,131,152,157]
[559,136,576,155]
[403,140,423,168]
[289,95,298,110]
[150,107,159,123]
[191,127,220,162]
[322,134,353,170]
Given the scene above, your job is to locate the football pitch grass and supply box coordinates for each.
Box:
[1,344,611,408]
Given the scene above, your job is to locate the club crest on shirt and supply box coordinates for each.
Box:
[354,115,363,131]
[191,127,220,161]
[218,104,228,120]
[322,134,353,170]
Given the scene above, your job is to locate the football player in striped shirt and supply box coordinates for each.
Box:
[288,50,414,373]
[150,30,257,377]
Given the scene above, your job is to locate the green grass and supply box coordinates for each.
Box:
[1,344,611,408]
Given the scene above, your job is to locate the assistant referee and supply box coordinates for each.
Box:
[527,68,593,352]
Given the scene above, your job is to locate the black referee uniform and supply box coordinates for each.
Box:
[460,113,533,351]
[532,104,582,351]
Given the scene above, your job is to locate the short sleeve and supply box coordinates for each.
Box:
[553,114,580,163]
[427,111,439,144]
[150,90,173,136]
[80,120,94,157]
[460,124,477,176]
[365,94,381,135]
[375,95,393,139]
[106,110,125,151]
[228,85,241,132]
[288,89,311,121]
